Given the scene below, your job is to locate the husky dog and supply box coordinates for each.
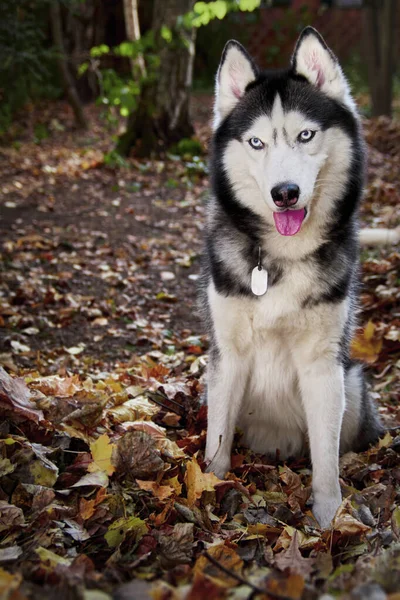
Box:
[202,27,383,528]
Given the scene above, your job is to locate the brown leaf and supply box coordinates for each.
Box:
[332,498,371,536]
[0,501,24,533]
[157,523,194,569]
[0,367,44,422]
[274,531,314,577]
[266,573,304,600]
[115,431,164,479]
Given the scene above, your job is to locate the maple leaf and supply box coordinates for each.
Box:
[274,531,315,577]
[185,456,223,507]
[88,434,115,476]
[351,320,383,364]
[136,480,174,501]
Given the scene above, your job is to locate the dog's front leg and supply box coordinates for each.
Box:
[205,350,249,479]
[296,356,345,528]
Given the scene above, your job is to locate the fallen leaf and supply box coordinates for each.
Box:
[35,547,71,568]
[332,498,371,536]
[114,431,164,479]
[157,523,194,568]
[0,568,22,597]
[105,516,147,548]
[193,544,243,588]
[274,531,314,577]
[185,457,223,507]
[88,434,115,476]
[0,501,24,533]
[136,480,174,500]
[0,367,44,422]
[351,320,383,364]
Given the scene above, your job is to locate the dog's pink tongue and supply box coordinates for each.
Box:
[273,209,306,236]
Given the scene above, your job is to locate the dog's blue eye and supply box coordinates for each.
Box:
[248,137,264,150]
[298,130,316,143]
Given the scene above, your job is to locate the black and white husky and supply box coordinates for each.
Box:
[202,27,383,528]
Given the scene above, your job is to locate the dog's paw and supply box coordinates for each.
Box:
[205,456,230,480]
[313,494,341,529]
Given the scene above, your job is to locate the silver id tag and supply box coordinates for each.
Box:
[251,266,268,296]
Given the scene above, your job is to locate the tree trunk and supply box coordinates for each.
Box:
[117,0,196,156]
[363,0,398,117]
[49,0,87,129]
[123,0,146,78]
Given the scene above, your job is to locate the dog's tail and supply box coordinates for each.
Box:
[359,227,400,246]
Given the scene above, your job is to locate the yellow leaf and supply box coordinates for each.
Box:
[105,516,147,548]
[36,547,71,567]
[164,475,182,496]
[185,456,223,507]
[88,434,115,476]
[351,321,382,364]
[378,431,393,449]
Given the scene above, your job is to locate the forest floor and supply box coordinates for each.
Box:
[0,97,399,600]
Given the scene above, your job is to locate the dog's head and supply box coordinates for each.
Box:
[213,27,362,238]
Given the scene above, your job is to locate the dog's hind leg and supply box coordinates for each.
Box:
[293,343,345,529]
[205,349,249,479]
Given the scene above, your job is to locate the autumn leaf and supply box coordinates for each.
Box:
[332,498,371,536]
[105,516,147,548]
[0,367,44,423]
[185,456,223,507]
[351,320,383,364]
[136,480,174,501]
[88,434,115,476]
[79,497,96,520]
[274,531,314,577]
[0,568,22,598]
[194,544,243,588]
[275,526,320,552]
[35,547,71,568]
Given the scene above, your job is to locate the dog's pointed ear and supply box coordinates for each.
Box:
[214,40,258,128]
[292,27,351,104]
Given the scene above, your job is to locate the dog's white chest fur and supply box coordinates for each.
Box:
[207,275,319,457]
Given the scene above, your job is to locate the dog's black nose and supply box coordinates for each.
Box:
[271,183,300,208]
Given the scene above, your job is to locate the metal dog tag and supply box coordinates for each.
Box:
[251,266,268,296]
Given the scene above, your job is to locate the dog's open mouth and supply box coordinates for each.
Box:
[273,208,307,236]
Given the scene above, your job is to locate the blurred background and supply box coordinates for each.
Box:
[1,0,399,157]
[0,1,399,376]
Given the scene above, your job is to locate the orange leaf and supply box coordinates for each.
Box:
[79,498,96,520]
[136,480,174,501]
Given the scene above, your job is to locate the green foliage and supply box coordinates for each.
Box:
[190,0,262,26]
[103,149,130,169]
[85,32,159,125]
[170,138,203,158]
[0,0,61,133]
